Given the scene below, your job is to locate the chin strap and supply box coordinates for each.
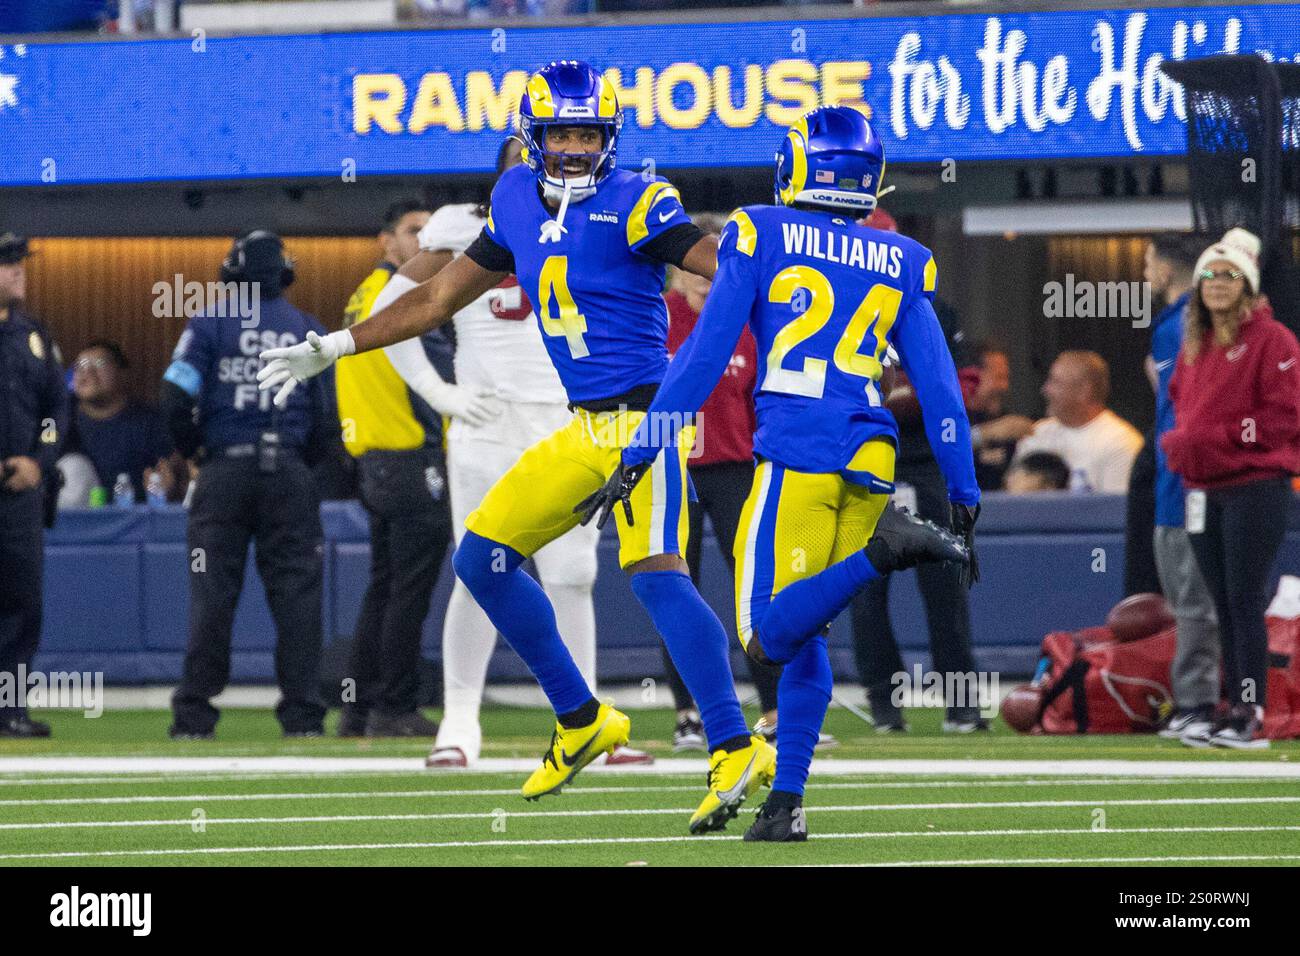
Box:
[539,182,574,244]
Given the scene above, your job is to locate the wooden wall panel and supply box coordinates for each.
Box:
[1044,235,1156,432]
[23,236,383,403]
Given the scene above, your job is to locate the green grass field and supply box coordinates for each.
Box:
[2,706,1298,867]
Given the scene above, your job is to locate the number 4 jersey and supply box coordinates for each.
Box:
[464,163,696,406]
[417,202,567,406]
[629,204,979,505]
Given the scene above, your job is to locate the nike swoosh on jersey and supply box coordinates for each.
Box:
[1280,358,1296,371]
[657,209,675,223]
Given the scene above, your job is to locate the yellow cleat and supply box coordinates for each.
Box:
[689,735,776,834]
[521,703,631,800]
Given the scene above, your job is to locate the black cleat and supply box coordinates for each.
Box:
[744,800,809,842]
[168,725,214,741]
[942,709,991,733]
[867,687,908,733]
[864,504,969,575]
[1209,704,1269,750]
[874,715,909,734]
[364,710,439,738]
[0,715,51,738]
[337,706,369,738]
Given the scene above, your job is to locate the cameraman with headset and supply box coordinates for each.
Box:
[161,231,332,738]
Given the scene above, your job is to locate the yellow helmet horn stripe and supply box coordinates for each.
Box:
[778,116,810,207]
[597,77,619,119]
[527,73,557,119]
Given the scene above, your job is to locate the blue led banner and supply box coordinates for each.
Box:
[1,4,1298,185]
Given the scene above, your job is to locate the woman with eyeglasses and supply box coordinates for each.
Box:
[1161,228,1300,748]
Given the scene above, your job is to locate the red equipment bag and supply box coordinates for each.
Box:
[1003,602,1300,738]
[1262,614,1300,739]
[1035,627,1176,734]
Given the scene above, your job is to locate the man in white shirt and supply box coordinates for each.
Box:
[1013,350,1143,494]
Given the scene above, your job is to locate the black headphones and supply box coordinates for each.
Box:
[220,229,296,289]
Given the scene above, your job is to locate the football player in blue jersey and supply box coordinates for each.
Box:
[585,105,977,842]
[257,60,773,833]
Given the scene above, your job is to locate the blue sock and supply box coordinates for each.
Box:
[757,550,878,663]
[452,532,592,716]
[630,570,748,750]
[772,634,832,797]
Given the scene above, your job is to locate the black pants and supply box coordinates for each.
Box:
[662,460,780,714]
[349,448,451,717]
[1123,432,1160,597]
[0,488,43,721]
[172,455,327,734]
[1186,476,1290,709]
[850,456,976,713]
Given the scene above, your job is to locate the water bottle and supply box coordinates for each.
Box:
[113,472,134,509]
[146,471,167,508]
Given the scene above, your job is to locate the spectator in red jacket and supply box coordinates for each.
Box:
[1162,227,1300,749]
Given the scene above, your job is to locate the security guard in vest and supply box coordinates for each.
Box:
[161,230,332,738]
[335,198,465,737]
[0,233,67,738]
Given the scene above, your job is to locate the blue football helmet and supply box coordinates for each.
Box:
[774,105,886,216]
[517,60,623,203]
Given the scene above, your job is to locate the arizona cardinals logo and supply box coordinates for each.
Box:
[487,276,532,322]
[1099,670,1173,726]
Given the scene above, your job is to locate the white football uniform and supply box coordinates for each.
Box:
[418,202,601,764]
[418,203,566,416]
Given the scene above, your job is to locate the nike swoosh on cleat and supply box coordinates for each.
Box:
[556,715,611,769]
[715,752,758,804]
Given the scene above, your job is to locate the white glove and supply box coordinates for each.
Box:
[423,380,503,428]
[257,330,355,408]
[381,335,502,427]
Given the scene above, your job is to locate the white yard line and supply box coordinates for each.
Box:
[0,786,687,807]
[864,854,1300,867]
[1,825,1297,862]
[5,791,1299,812]
[0,772,1284,790]
[4,806,1300,833]
[0,756,1298,777]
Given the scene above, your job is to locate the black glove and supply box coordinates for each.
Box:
[949,502,980,587]
[574,461,651,530]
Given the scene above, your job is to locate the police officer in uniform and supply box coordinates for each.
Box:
[0,233,67,738]
[161,231,331,738]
